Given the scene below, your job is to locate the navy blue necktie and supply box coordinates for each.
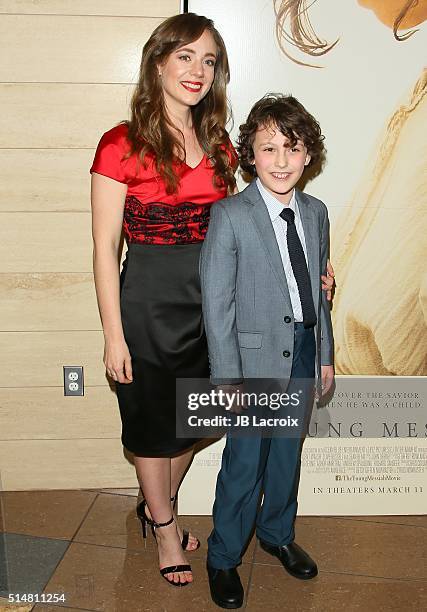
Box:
[279,207,317,328]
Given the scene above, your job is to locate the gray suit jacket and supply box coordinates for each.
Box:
[200,180,334,390]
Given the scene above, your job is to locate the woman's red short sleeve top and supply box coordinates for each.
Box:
[90,123,236,245]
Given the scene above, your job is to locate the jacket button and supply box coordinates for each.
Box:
[282,350,290,358]
[284,316,292,323]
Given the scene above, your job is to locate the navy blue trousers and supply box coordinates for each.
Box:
[207,324,315,569]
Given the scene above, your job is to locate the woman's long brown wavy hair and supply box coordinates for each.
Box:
[123,13,236,194]
[274,0,421,67]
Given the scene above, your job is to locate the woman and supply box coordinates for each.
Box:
[91,13,237,588]
[91,12,334,587]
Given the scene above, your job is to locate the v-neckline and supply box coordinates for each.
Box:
[182,153,205,171]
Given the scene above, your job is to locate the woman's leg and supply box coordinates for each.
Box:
[134,456,192,585]
[138,447,199,549]
[170,448,199,550]
[170,447,194,497]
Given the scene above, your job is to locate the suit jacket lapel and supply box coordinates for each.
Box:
[296,189,320,307]
[244,181,292,304]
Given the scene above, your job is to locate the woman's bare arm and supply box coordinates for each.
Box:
[91,172,133,383]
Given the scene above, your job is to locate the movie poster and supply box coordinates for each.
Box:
[179,0,426,515]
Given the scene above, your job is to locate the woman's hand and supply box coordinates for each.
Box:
[321,259,335,301]
[104,338,133,384]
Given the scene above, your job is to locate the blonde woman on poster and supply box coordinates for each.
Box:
[276,0,427,375]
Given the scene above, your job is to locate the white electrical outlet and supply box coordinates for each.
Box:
[63,366,84,396]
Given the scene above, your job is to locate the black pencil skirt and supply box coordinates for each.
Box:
[116,242,207,456]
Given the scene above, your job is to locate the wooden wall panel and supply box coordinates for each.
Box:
[0,84,131,148]
[0,331,106,386]
[0,273,101,331]
[0,387,120,440]
[0,439,136,490]
[0,0,180,17]
[0,213,127,273]
[0,15,163,83]
[0,212,93,272]
[0,150,93,213]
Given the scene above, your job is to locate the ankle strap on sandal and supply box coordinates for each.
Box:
[138,500,175,529]
[151,515,174,529]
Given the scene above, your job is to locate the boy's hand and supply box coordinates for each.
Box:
[217,384,246,414]
[321,259,335,301]
[321,365,334,396]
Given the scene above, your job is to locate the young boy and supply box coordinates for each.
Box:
[200,94,334,609]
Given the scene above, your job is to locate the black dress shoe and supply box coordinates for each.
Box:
[259,540,318,580]
[207,564,244,609]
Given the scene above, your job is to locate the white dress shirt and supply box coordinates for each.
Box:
[256,178,309,323]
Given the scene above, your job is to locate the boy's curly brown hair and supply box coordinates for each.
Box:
[237,93,325,177]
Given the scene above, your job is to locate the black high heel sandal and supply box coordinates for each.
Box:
[137,497,200,551]
[170,495,201,551]
[138,500,192,587]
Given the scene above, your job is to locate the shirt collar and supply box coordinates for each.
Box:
[256,177,297,221]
